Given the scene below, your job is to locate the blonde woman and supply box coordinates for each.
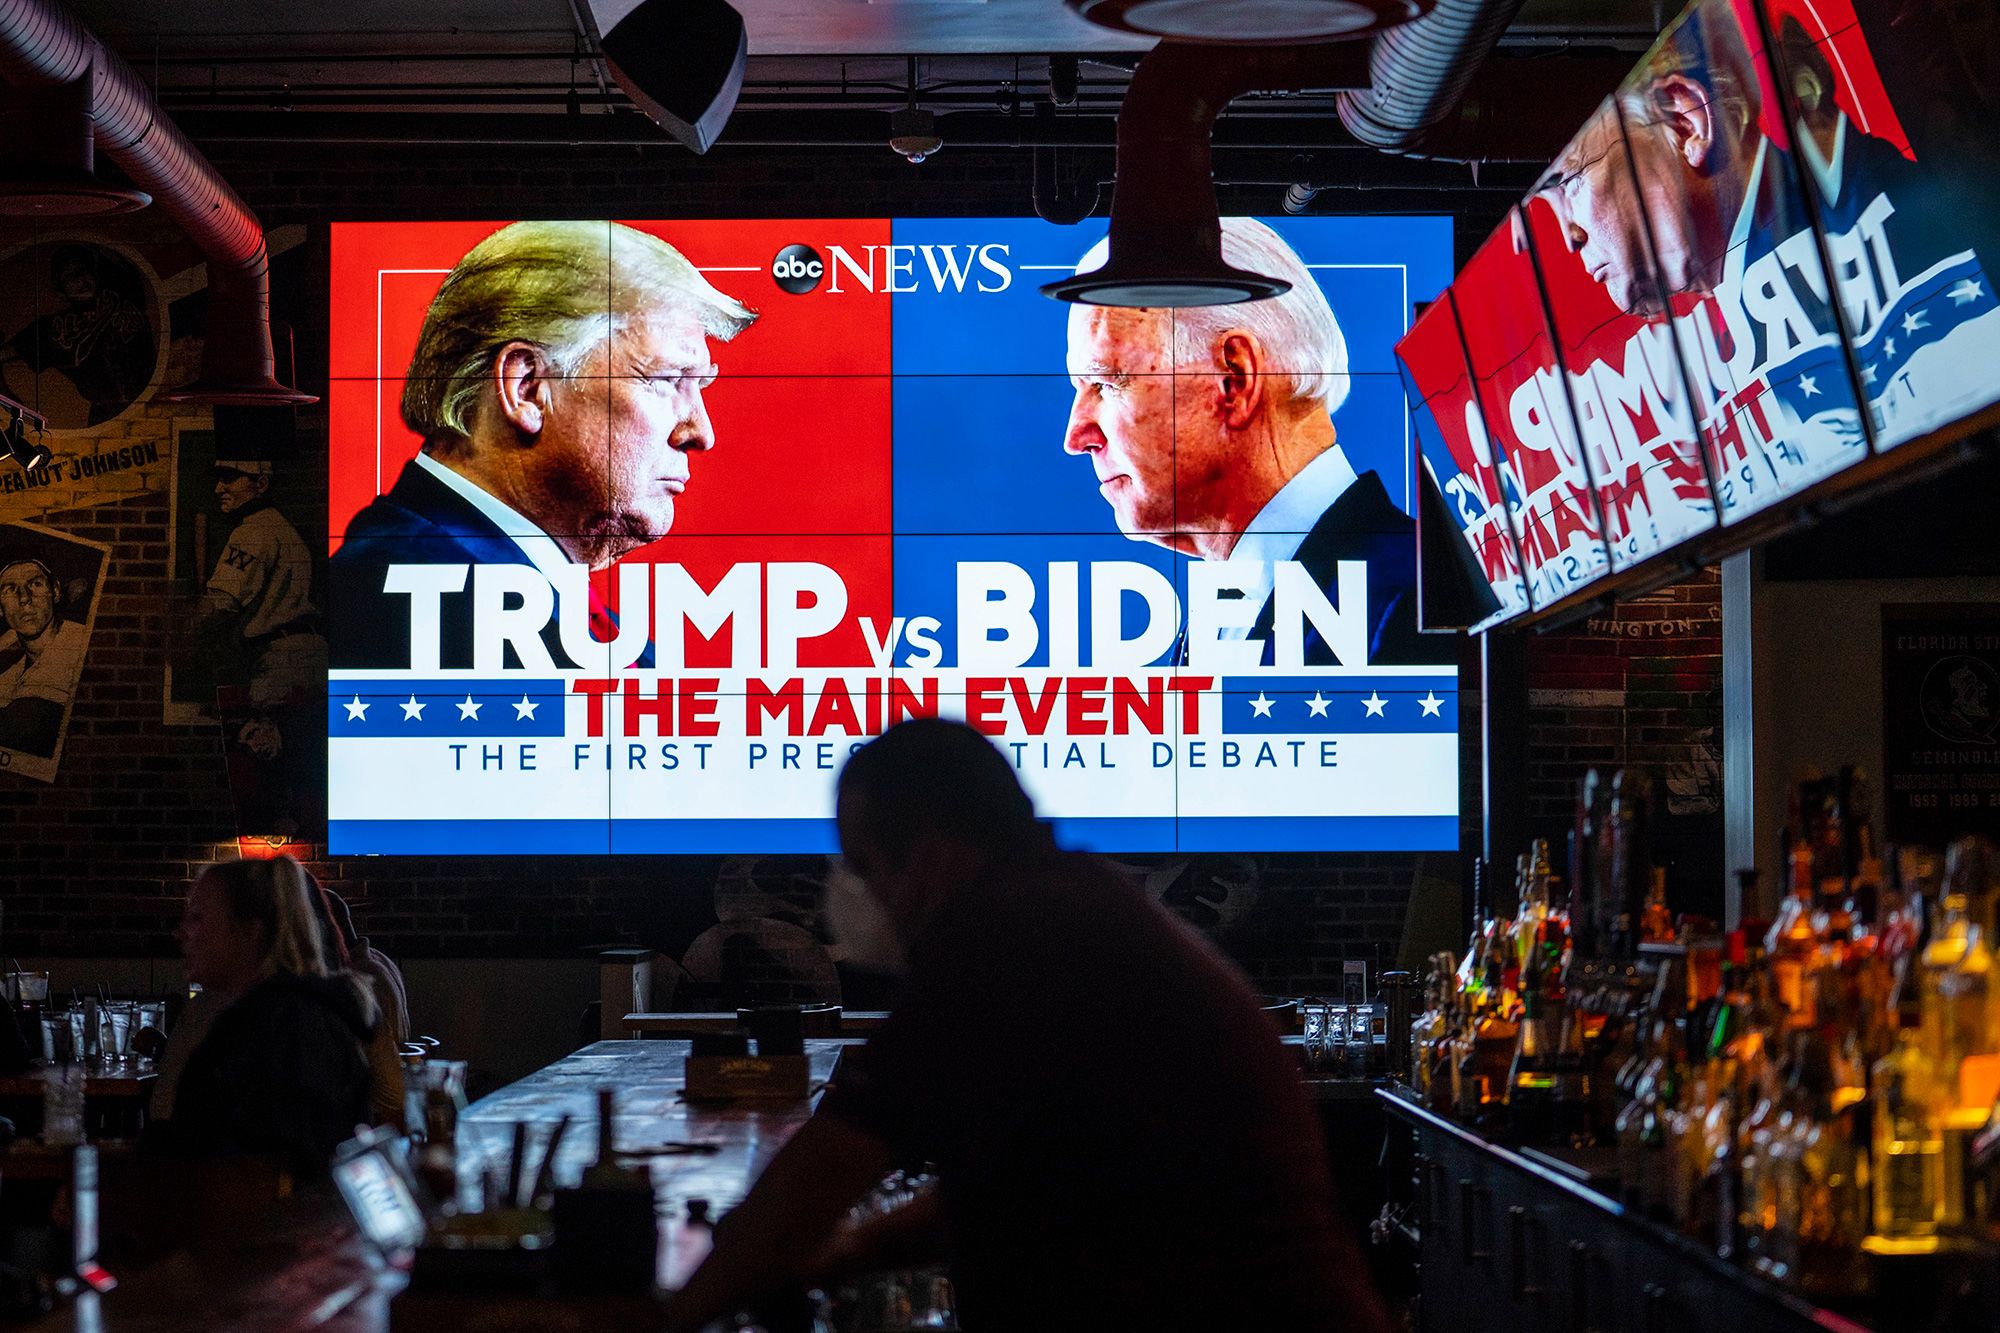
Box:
[149,856,377,1175]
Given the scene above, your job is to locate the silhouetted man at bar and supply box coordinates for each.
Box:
[667,719,1391,1332]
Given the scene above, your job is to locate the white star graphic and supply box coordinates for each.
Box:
[1306,692,1330,718]
[343,696,369,722]
[1902,308,1929,335]
[1362,692,1388,718]
[400,695,426,721]
[1950,278,1985,305]
[513,695,540,721]
[1418,692,1444,717]
[1798,374,1819,399]
[1862,362,1879,385]
[1248,693,1274,719]
[1882,335,1897,359]
[456,694,483,721]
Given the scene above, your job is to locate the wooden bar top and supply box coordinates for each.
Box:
[619,1011,888,1037]
[456,1038,851,1219]
[22,1040,852,1332]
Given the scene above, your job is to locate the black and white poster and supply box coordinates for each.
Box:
[1883,604,2000,846]
[0,521,108,782]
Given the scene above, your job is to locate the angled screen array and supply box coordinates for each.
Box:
[1403,0,2000,625]
[326,216,1459,854]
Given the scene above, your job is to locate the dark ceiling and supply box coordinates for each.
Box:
[65,0,1663,154]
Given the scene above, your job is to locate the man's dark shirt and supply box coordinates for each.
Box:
[821,849,1390,1331]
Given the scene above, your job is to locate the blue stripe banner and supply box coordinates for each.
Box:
[1216,676,1456,732]
[328,679,568,738]
[331,814,1459,856]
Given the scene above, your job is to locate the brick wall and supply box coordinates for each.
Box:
[0,139,1521,998]
[1522,569,1726,919]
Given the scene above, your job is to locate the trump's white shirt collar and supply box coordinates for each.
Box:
[413,450,574,586]
[1216,442,1358,637]
[1799,112,1848,208]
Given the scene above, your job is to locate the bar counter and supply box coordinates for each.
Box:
[23,1039,853,1333]
[1380,1087,2000,1333]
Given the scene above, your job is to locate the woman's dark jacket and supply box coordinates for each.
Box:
[147,972,375,1176]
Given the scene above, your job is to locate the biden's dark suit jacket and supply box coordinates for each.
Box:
[1244,470,1448,668]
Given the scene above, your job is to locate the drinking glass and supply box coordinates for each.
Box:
[405,1060,469,1144]
[100,1003,136,1068]
[40,1010,85,1065]
[1344,1005,1373,1077]
[43,1064,85,1146]
[1300,1001,1328,1071]
[7,971,48,1021]
[1324,1004,1350,1074]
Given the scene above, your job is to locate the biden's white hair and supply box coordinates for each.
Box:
[1074,217,1351,418]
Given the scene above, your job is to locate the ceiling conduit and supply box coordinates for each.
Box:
[1042,40,1370,305]
[0,0,313,404]
[1337,0,1628,161]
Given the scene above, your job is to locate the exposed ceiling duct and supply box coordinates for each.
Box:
[0,73,145,215]
[1335,0,1630,161]
[1336,0,1527,153]
[0,0,313,405]
[1041,39,1378,307]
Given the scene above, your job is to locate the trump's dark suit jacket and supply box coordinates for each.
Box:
[330,460,573,671]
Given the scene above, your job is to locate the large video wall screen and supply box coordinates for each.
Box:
[328,216,1459,854]
[1406,0,2000,625]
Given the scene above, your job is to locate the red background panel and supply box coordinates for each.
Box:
[602,535,894,671]
[328,219,895,547]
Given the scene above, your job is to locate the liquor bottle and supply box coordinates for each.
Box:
[1427,985,1460,1114]
[1452,1009,1482,1122]
[1697,1070,1741,1256]
[1736,1039,1783,1268]
[1791,1037,1869,1301]
[1639,1024,1685,1222]
[1615,1017,1664,1208]
[1640,868,1676,944]
[1413,956,1448,1095]
[1507,984,1556,1138]
[1768,844,1819,1029]
[1885,848,1939,1017]
[1571,769,1603,958]
[1919,860,1997,1086]
[1871,1027,1944,1241]
[1666,1063,1712,1229]
[1756,1084,1805,1285]
[1607,770,1652,956]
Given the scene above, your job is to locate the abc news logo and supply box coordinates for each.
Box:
[771,244,825,294]
[768,241,1015,295]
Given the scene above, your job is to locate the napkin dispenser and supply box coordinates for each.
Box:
[684,1026,809,1101]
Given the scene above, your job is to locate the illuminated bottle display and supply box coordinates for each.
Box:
[1404,768,2000,1303]
[1870,1028,1944,1241]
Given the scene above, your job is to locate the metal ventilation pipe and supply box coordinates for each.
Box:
[1336,0,1527,157]
[0,0,313,405]
[1043,40,1370,305]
